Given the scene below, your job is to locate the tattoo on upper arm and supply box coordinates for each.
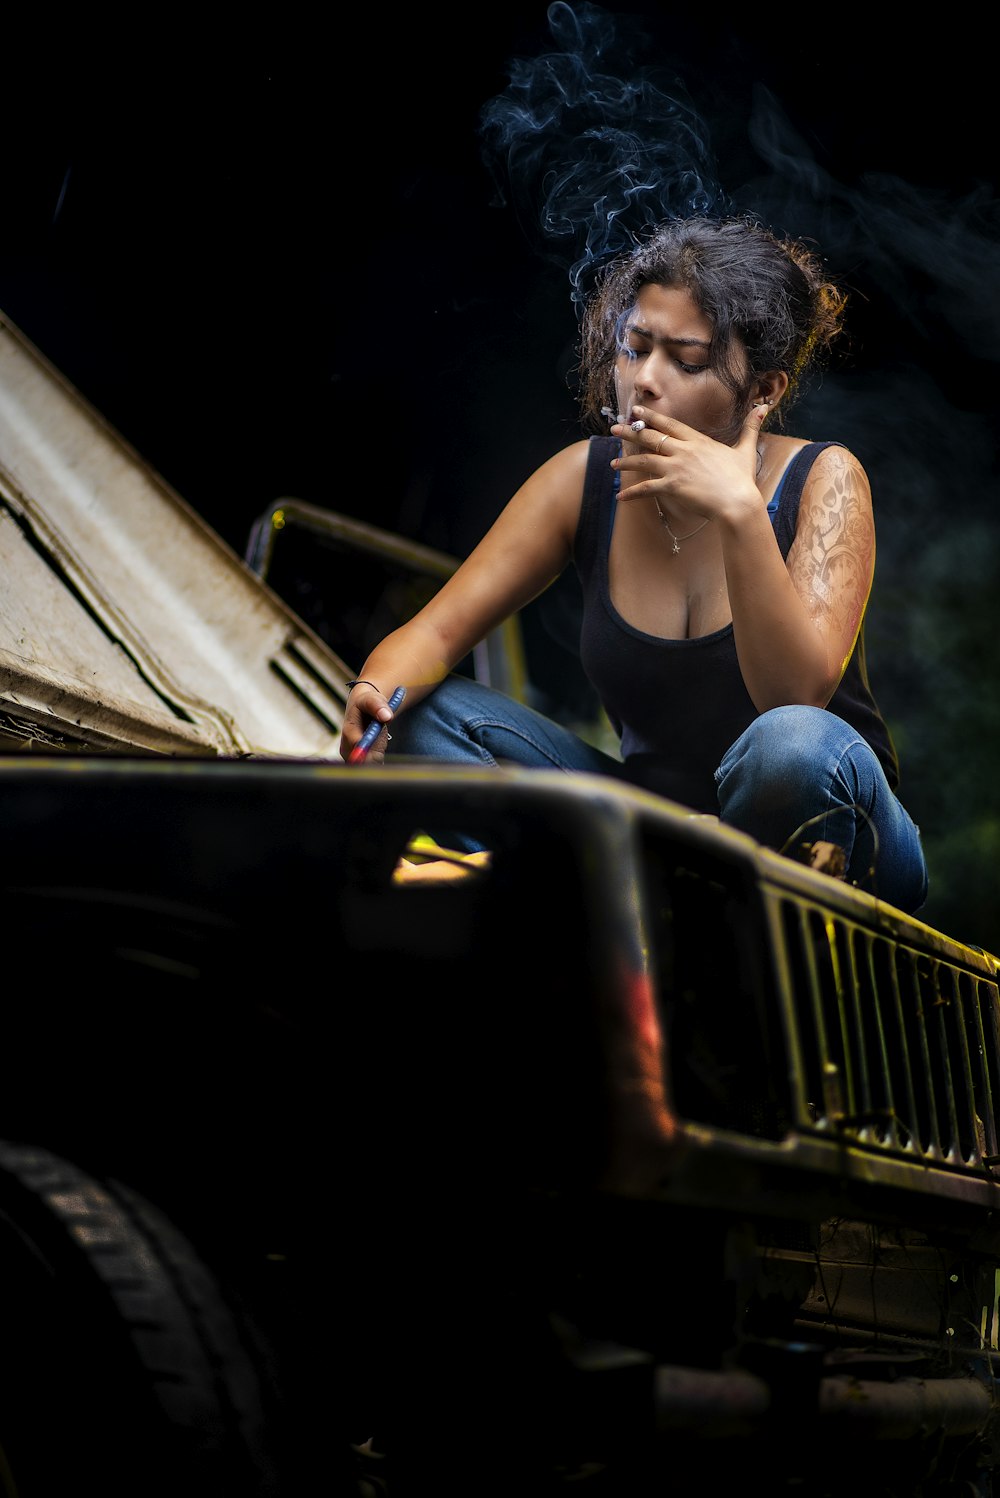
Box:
[788,450,873,642]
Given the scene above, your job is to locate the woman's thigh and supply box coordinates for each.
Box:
[391,675,624,777]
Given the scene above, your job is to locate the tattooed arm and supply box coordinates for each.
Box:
[721,444,876,712]
[787,445,874,664]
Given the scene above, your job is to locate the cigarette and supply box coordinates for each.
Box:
[349,685,406,763]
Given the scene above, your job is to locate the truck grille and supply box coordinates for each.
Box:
[772,894,1000,1170]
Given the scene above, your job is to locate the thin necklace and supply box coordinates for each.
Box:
[654,443,765,555]
[653,500,710,554]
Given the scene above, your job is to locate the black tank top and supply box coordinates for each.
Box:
[574,435,900,813]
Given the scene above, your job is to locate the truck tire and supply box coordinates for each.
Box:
[0,1140,284,1497]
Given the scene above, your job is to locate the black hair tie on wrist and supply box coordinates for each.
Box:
[345,679,378,692]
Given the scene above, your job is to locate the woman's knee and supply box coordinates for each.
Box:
[719,705,844,782]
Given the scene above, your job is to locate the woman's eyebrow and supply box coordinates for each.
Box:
[626,321,711,350]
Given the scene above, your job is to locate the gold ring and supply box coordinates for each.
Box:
[657,435,668,454]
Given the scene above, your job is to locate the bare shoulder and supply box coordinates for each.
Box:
[804,441,871,486]
[768,435,868,486]
[789,440,875,597]
[527,437,593,488]
[508,437,594,528]
[800,442,873,522]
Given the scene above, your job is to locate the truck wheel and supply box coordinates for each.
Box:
[0,1140,284,1497]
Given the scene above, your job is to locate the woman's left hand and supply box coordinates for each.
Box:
[611,403,767,524]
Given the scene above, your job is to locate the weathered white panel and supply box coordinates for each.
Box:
[0,313,351,756]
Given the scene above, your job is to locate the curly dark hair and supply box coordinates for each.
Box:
[575,213,848,438]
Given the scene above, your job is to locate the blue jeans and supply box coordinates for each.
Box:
[390,677,928,914]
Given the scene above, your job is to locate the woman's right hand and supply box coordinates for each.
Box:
[339,681,397,765]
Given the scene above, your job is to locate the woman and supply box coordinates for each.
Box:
[339,213,928,912]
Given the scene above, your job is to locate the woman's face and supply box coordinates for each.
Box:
[613,282,746,443]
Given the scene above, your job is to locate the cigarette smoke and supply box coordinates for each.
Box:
[479,1,728,308]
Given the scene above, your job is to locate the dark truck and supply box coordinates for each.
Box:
[2,310,999,1498]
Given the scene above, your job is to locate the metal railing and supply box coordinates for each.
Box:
[245,498,529,703]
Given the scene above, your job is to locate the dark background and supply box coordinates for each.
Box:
[2,7,998,952]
